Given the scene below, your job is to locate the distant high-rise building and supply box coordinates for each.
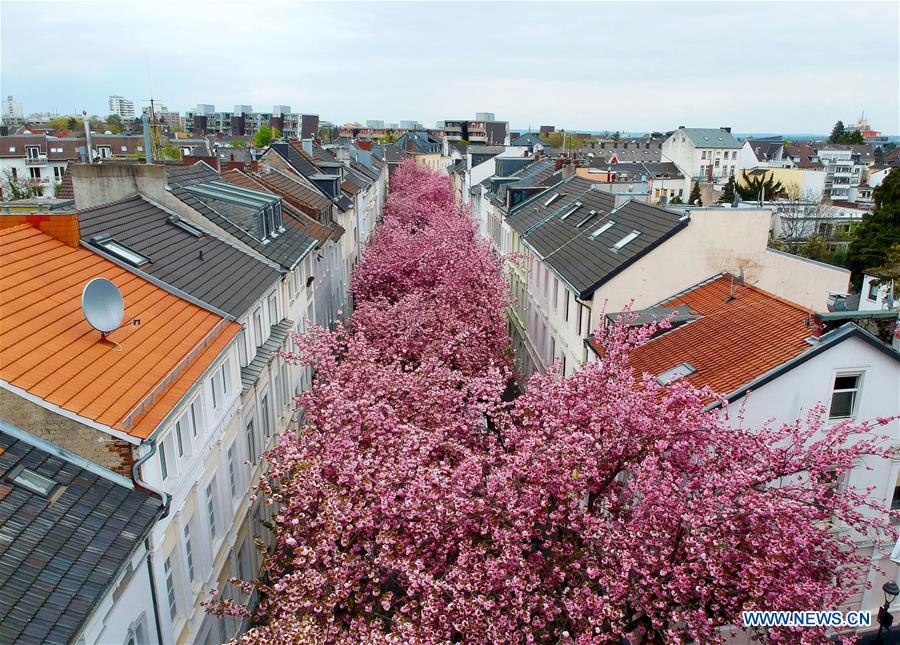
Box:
[107,95,135,119]
[366,120,385,128]
[400,120,421,130]
[273,105,291,116]
[1,95,24,126]
[475,112,495,122]
[234,104,253,115]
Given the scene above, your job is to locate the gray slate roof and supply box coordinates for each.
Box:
[678,128,741,149]
[241,319,293,391]
[0,430,161,645]
[167,163,317,270]
[508,176,688,297]
[79,195,281,318]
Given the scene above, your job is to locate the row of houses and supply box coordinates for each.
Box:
[0,138,388,644]
[454,148,899,636]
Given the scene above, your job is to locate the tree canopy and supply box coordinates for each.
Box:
[207,160,896,644]
[736,169,784,201]
[253,125,282,148]
[847,168,900,288]
[688,179,702,205]
[718,175,736,203]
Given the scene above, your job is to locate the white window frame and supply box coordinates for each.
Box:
[828,371,863,420]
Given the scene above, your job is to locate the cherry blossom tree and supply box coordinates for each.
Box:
[209,160,896,644]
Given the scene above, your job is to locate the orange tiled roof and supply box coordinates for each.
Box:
[591,274,814,398]
[0,225,241,439]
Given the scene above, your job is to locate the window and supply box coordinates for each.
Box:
[210,375,218,409]
[29,167,41,179]
[53,166,65,181]
[9,466,57,496]
[167,216,205,237]
[281,364,290,407]
[159,437,171,480]
[164,554,178,620]
[121,146,128,153]
[261,394,271,439]
[7,146,14,153]
[590,220,615,240]
[612,230,641,250]
[183,522,195,583]
[206,478,219,540]
[268,293,278,327]
[559,201,582,220]
[98,146,112,158]
[564,291,570,322]
[274,371,282,413]
[221,359,230,396]
[867,281,879,301]
[253,308,263,347]
[26,146,40,158]
[657,362,697,384]
[227,443,238,498]
[829,374,861,419]
[94,239,150,266]
[247,419,257,463]
[174,421,184,458]
[543,192,560,207]
[190,399,200,437]
[892,472,900,511]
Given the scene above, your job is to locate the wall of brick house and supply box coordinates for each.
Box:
[0,389,136,476]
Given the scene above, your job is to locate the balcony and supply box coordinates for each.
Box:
[25,155,48,166]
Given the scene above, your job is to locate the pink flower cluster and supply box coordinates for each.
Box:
[211,160,896,644]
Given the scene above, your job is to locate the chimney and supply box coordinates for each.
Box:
[82,111,93,164]
[301,138,313,156]
[722,127,732,133]
[561,162,576,179]
[142,112,153,165]
[678,125,685,130]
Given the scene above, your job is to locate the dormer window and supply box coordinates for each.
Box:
[93,237,150,266]
[544,192,561,207]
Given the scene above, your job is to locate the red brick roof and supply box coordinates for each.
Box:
[589,274,814,398]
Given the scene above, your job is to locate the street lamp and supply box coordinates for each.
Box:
[877,581,899,641]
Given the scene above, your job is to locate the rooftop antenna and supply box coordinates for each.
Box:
[82,278,124,338]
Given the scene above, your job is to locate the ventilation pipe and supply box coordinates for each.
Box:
[82,111,93,163]
[142,112,153,165]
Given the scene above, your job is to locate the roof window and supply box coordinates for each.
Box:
[657,362,696,385]
[543,192,561,207]
[559,201,582,221]
[166,216,206,237]
[94,238,150,266]
[590,220,616,239]
[611,230,641,251]
[9,466,58,497]
[575,210,599,228]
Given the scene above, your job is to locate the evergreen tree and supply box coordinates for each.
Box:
[718,176,736,203]
[846,169,900,289]
[689,180,702,205]
[846,130,865,145]
[736,170,784,201]
[829,120,845,144]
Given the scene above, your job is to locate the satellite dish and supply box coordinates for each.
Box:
[82,278,124,336]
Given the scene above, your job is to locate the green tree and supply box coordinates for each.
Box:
[688,180,702,205]
[254,125,281,148]
[2,169,42,199]
[669,195,683,205]
[845,130,865,145]
[718,176,736,203]
[160,142,181,161]
[49,116,83,132]
[829,120,845,144]
[611,131,621,143]
[105,114,124,134]
[797,236,832,263]
[736,170,784,201]
[229,139,248,149]
[846,169,900,289]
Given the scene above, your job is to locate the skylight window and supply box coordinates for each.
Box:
[590,220,615,239]
[166,216,205,237]
[612,230,641,251]
[559,201,582,221]
[544,192,561,207]
[657,362,696,385]
[10,466,58,496]
[94,239,150,266]
[575,210,598,228]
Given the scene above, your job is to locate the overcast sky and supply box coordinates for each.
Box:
[2,1,898,135]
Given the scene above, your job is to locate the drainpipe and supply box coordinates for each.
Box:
[145,540,165,645]
[133,440,169,644]
[142,112,153,165]
[133,438,171,517]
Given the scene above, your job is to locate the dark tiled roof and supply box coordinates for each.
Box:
[508,176,688,297]
[57,169,74,199]
[167,163,317,270]
[255,169,333,213]
[241,319,293,391]
[79,194,281,318]
[0,430,161,645]
[219,169,334,244]
[270,142,320,177]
